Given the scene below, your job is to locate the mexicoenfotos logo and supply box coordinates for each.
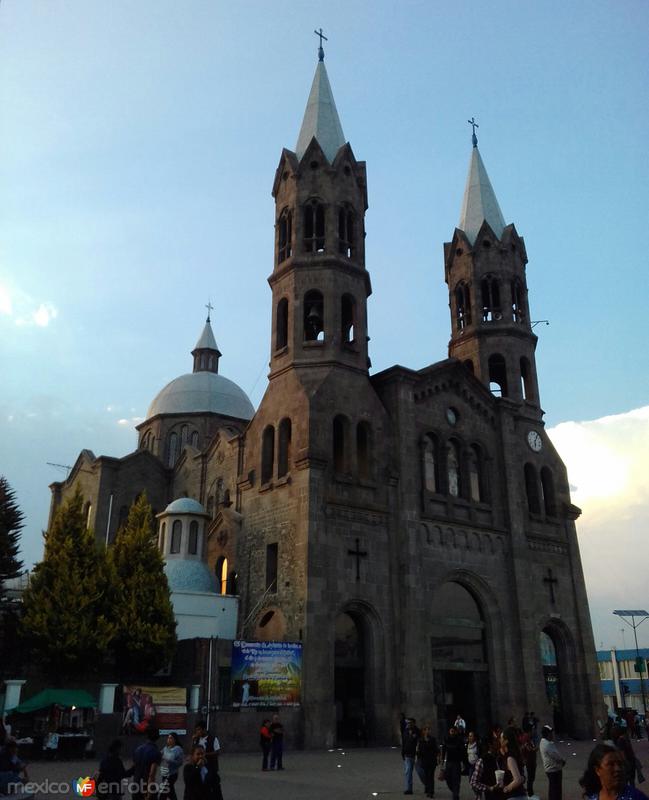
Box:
[74,777,96,797]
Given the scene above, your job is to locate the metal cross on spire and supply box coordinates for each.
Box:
[314,27,328,61]
[468,116,479,148]
[205,300,214,322]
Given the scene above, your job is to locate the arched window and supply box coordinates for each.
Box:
[488,354,508,397]
[277,418,291,478]
[520,357,534,402]
[304,200,325,253]
[455,282,472,331]
[278,208,292,263]
[84,502,92,528]
[423,433,440,493]
[170,520,182,553]
[206,495,214,518]
[276,298,289,350]
[304,290,324,342]
[524,463,541,514]
[338,206,355,257]
[333,415,350,474]
[446,439,462,497]
[357,421,371,481]
[266,543,278,592]
[188,520,199,554]
[190,430,199,448]
[140,432,148,450]
[468,445,484,502]
[261,425,275,484]
[159,522,166,553]
[200,353,206,369]
[167,432,178,467]
[341,294,356,344]
[540,467,557,516]
[216,556,228,595]
[511,279,526,322]
[181,425,188,447]
[481,275,502,321]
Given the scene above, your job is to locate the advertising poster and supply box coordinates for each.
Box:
[122,686,187,735]
[231,641,302,707]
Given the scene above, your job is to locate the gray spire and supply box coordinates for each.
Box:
[192,316,221,374]
[295,59,346,163]
[458,146,506,245]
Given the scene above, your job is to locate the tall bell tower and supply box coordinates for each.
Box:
[444,124,541,413]
[268,40,370,380]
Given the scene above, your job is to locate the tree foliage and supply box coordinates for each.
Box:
[0,477,24,599]
[108,493,176,680]
[20,489,116,680]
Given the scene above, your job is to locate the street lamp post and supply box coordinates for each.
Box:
[613,610,649,717]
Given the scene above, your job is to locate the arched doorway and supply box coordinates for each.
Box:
[334,611,367,745]
[430,581,490,738]
[540,630,565,733]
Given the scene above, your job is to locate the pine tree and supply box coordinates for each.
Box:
[0,477,25,600]
[108,493,176,680]
[20,488,116,680]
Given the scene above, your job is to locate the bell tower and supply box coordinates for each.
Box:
[444,124,541,411]
[268,41,370,380]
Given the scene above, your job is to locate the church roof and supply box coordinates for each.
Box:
[164,558,217,594]
[193,319,219,352]
[458,146,506,245]
[146,371,255,420]
[295,60,346,164]
[164,498,206,515]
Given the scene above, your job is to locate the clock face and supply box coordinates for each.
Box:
[446,407,458,426]
[527,430,543,452]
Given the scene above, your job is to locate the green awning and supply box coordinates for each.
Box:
[10,689,97,714]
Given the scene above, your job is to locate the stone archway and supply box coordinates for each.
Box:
[429,580,492,739]
[540,620,579,735]
[333,601,386,746]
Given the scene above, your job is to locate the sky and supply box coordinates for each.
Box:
[1,0,648,651]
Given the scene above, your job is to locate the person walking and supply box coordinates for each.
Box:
[496,728,526,799]
[466,731,479,780]
[191,721,221,776]
[519,725,538,796]
[183,744,224,800]
[579,743,649,800]
[96,739,132,800]
[441,726,465,800]
[269,714,285,770]
[159,732,185,800]
[131,728,162,800]
[539,725,565,800]
[470,737,500,800]
[259,719,273,771]
[415,723,439,798]
[401,717,419,795]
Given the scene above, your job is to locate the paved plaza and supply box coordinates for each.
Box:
[13,739,649,800]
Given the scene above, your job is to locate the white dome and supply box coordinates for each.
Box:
[164,498,206,515]
[147,371,254,421]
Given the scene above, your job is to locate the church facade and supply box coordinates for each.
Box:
[49,49,604,747]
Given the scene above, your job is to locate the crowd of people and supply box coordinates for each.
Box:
[399,710,648,800]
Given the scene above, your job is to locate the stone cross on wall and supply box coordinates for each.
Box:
[348,537,367,581]
[543,568,558,604]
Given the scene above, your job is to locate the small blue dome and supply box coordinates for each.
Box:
[164,498,205,515]
[164,559,217,593]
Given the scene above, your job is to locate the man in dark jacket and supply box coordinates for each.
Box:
[183,745,224,800]
[416,724,439,799]
[131,729,161,800]
[191,721,220,775]
[441,726,465,800]
[402,717,420,795]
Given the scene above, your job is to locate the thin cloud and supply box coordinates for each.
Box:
[0,280,59,328]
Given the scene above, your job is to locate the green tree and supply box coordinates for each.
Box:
[108,493,176,680]
[20,489,116,680]
[0,477,25,600]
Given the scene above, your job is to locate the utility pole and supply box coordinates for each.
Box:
[614,610,649,716]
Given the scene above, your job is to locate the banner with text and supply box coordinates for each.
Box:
[231,641,302,707]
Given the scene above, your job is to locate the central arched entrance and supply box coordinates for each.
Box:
[334,611,367,745]
[430,581,491,738]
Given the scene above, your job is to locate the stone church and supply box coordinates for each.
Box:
[49,46,604,747]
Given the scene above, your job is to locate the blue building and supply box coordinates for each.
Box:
[597,648,649,715]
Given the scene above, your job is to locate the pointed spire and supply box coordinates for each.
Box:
[458,143,506,245]
[295,42,346,164]
[192,311,221,374]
